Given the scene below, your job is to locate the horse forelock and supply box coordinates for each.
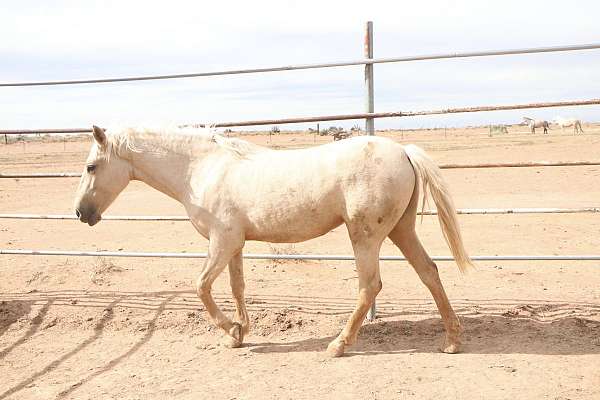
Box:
[102,128,137,161]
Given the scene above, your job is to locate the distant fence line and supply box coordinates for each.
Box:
[2,98,600,133]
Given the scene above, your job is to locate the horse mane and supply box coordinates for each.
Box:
[212,135,268,158]
[106,126,268,159]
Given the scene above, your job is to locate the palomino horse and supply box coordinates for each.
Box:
[522,117,549,134]
[553,117,584,134]
[74,126,473,357]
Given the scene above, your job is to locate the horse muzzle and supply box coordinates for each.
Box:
[75,208,102,226]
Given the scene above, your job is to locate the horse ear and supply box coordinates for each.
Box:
[92,125,107,148]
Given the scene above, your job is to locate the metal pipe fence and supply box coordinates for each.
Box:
[2,43,600,87]
[1,207,599,221]
[3,161,600,180]
[2,99,600,133]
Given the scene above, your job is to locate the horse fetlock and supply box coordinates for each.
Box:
[345,332,359,346]
[439,318,462,353]
[241,321,250,335]
[448,318,463,337]
[233,313,250,335]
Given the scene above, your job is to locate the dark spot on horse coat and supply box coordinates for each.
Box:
[377,216,384,224]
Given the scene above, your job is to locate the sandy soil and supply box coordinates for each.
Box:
[1,126,599,400]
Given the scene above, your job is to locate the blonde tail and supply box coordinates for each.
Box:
[403,144,474,273]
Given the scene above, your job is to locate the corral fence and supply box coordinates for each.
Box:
[2,22,600,319]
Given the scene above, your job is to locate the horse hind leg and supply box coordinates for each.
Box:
[327,226,384,357]
[388,222,462,353]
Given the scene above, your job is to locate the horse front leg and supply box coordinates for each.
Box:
[228,251,250,335]
[196,234,245,348]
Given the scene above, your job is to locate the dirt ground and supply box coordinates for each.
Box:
[1,126,599,400]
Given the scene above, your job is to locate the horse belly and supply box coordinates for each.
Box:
[244,198,344,243]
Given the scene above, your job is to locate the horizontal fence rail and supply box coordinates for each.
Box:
[2,43,600,87]
[2,99,600,133]
[1,208,599,221]
[187,98,600,127]
[439,161,600,169]
[0,173,83,178]
[0,128,90,135]
[3,161,600,179]
[2,249,600,261]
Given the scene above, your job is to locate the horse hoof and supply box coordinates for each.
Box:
[326,340,345,358]
[441,340,460,354]
[226,322,244,348]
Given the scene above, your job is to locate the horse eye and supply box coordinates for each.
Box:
[87,165,96,173]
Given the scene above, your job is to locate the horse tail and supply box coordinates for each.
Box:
[403,145,474,273]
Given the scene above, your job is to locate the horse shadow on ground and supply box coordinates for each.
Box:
[0,294,173,400]
[0,299,36,359]
[247,314,600,356]
[1,289,599,368]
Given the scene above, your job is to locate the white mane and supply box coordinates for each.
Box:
[105,126,267,159]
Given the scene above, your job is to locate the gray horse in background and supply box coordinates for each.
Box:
[522,117,549,134]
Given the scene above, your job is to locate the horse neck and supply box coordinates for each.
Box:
[125,150,189,202]
[120,132,214,203]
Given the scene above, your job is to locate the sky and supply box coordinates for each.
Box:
[1,0,600,131]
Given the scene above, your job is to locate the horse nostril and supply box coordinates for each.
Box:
[75,209,81,218]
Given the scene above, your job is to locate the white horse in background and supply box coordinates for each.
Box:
[522,117,549,134]
[74,126,473,357]
[553,117,584,134]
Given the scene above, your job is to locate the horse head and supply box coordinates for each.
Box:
[73,126,133,226]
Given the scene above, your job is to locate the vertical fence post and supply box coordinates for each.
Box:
[364,21,377,321]
[364,21,374,136]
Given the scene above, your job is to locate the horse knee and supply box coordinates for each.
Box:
[195,278,212,301]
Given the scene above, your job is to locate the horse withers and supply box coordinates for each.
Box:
[74,126,473,357]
